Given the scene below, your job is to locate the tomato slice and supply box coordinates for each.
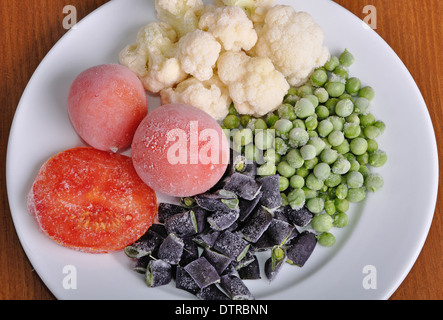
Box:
[28,147,157,253]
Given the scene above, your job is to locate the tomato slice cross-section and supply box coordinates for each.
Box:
[28,147,157,253]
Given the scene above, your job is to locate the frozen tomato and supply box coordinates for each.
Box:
[68,64,148,153]
[28,147,157,253]
[132,104,230,197]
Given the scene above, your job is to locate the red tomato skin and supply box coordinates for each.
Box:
[28,147,157,253]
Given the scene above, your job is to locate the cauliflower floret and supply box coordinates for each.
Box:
[155,0,204,37]
[119,22,187,93]
[214,0,274,23]
[217,51,289,117]
[198,6,257,52]
[177,29,221,81]
[252,5,330,87]
[160,75,232,121]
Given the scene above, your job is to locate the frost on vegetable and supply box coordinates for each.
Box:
[214,0,275,23]
[199,5,258,52]
[119,22,187,93]
[160,75,232,121]
[217,51,290,117]
[155,0,204,37]
[252,5,330,87]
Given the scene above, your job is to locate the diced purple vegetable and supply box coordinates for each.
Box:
[145,259,172,288]
[213,231,251,262]
[257,175,282,210]
[286,231,317,267]
[158,233,184,265]
[264,256,283,282]
[284,206,315,227]
[164,210,198,237]
[207,209,239,231]
[202,248,232,275]
[133,255,153,274]
[191,207,208,233]
[192,228,220,248]
[196,284,231,300]
[237,255,261,280]
[239,206,273,243]
[220,274,255,300]
[158,203,187,223]
[124,228,165,258]
[266,218,297,245]
[184,257,220,289]
[231,250,256,270]
[223,172,262,200]
[175,267,200,294]
[238,192,263,222]
[180,237,199,266]
[195,191,237,213]
[229,153,257,178]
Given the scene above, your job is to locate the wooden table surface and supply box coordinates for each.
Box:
[1,0,441,300]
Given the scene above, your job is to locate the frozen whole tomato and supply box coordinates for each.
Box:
[131,104,230,197]
[27,147,157,253]
[68,64,147,153]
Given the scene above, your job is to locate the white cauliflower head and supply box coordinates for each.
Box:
[155,0,204,37]
[119,22,187,93]
[177,29,221,81]
[160,75,232,121]
[217,51,289,117]
[214,0,275,23]
[252,5,330,87]
[199,5,257,52]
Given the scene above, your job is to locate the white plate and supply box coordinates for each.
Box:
[6,0,438,300]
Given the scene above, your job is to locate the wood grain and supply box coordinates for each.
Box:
[1,0,441,300]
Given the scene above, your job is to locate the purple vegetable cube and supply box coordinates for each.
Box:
[184,257,220,289]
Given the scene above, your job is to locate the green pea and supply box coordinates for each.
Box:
[335,198,349,213]
[277,103,296,121]
[287,188,306,210]
[305,116,318,131]
[277,161,296,178]
[333,66,349,80]
[335,98,354,117]
[363,126,381,139]
[339,49,355,67]
[245,144,262,163]
[324,55,339,71]
[228,102,238,115]
[314,88,329,104]
[317,232,336,247]
[274,119,293,138]
[350,137,368,155]
[311,68,328,87]
[349,159,360,172]
[302,186,317,200]
[346,113,360,125]
[233,128,253,146]
[300,144,317,160]
[359,113,375,126]
[318,119,334,137]
[345,77,361,94]
[324,172,342,188]
[313,163,331,181]
[374,120,386,134]
[333,139,350,154]
[254,118,268,130]
[280,193,289,206]
[358,164,370,178]
[343,122,361,139]
[297,84,314,97]
[347,187,366,202]
[354,97,370,114]
[290,175,305,189]
[332,158,351,175]
[257,162,277,176]
[303,157,318,170]
[324,199,336,215]
[328,115,345,131]
[279,176,290,192]
[306,173,324,191]
[263,148,280,165]
[286,148,304,169]
[325,98,339,114]
[305,94,319,108]
[369,150,387,167]
[346,171,364,188]
[223,114,240,129]
[255,129,275,150]
[293,119,306,130]
[333,212,349,228]
[366,139,378,152]
[365,173,384,192]
[296,166,310,178]
[240,114,252,128]
[289,128,310,148]
[328,130,345,147]
[306,198,325,214]
[295,98,315,119]
[308,136,326,155]
[358,86,375,101]
[356,152,369,165]
[311,213,333,232]
[335,183,348,200]
[325,82,346,98]
[274,137,289,155]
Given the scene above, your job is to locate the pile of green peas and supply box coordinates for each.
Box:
[221,49,387,247]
